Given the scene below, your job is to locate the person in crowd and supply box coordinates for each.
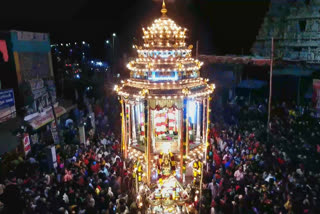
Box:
[0,97,137,214]
[203,101,320,214]
[0,95,320,214]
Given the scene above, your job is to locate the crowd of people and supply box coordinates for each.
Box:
[0,92,320,214]
[0,97,140,214]
[202,102,320,214]
[0,136,137,214]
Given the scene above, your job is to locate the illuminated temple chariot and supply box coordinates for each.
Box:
[115,1,214,213]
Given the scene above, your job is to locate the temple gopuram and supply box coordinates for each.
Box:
[252,0,320,63]
[115,1,214,213]
[250,0,320,106]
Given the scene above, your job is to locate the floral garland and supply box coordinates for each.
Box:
[192,160,202,184]
[182,156,186,173]
[133,161,143,182]
[157,152,176,185]
[151,104,181,111]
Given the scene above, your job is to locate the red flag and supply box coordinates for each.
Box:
[237,135,241,142]
[0,40,9,62]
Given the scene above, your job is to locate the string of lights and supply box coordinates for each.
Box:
[116,1,215,212]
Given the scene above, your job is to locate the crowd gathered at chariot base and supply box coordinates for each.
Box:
[0,96,319,214]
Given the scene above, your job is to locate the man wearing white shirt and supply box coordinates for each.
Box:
[234,167,244,182]
[208,179,219,200]
[112,154,120,164]
[220,141,227,152]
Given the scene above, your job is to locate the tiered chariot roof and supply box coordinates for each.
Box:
[115,1,214,100]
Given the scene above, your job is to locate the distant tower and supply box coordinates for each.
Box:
[252,0,320,63]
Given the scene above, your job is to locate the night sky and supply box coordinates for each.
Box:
[0,0,270,58]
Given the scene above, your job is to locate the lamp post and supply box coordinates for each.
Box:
[267,37,274,143]
[105,40,110,62]
[112,33,116,62]
[105,40,110,60]
[112,33,116,78]
[105,40,111,80]
[45,82,60,144]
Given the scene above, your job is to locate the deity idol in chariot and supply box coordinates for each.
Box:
[161,153,172,177]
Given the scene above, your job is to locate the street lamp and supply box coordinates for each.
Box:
[105,40,110,44]
[112,33,116,60]
[112,33,117,77]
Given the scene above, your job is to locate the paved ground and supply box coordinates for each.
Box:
[0,117,20,155]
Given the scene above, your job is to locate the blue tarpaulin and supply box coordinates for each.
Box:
[273,67,313,77]
[237,80,267,89]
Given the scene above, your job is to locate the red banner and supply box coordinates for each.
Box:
[23,133,31,156]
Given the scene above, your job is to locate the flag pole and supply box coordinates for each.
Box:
[267,37,274,142]
[196,40,199,59]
